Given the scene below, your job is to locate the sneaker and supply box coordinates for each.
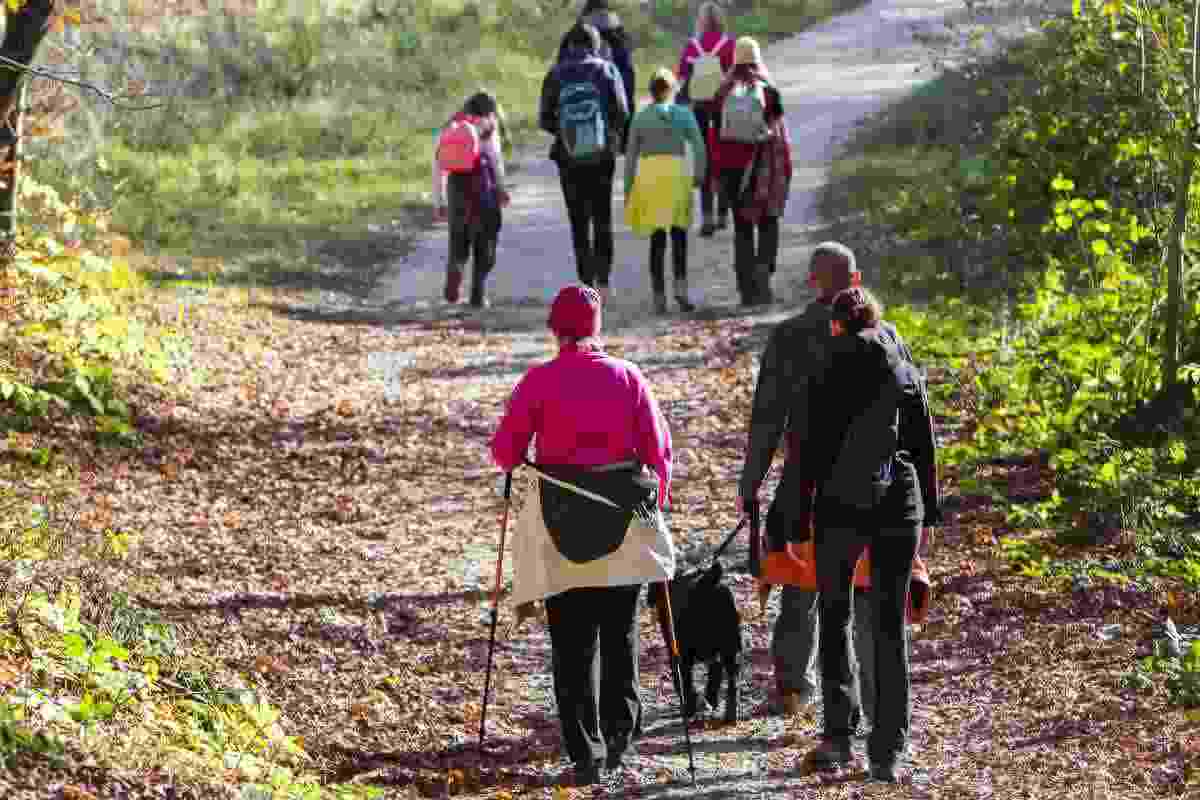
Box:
[443,267,464,304]
[807,738,853,770]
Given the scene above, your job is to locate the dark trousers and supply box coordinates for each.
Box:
[691,106,728,220]
[447,173,502,303]
[815,516,918,766]
[544,584,643,769]
[649,227,687,295]
[557,159,616,288]
[718,167,779,303]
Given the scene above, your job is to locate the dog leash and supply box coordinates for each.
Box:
[706,515,748,566]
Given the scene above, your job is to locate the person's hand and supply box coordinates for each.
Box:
[784,542,807,565]
[498,190,511,208]
[433,205,448,224]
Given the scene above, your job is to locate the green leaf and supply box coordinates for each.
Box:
[1091,239,1110,256]
[1056,214,1074,231]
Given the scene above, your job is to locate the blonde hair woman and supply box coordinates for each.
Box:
[624,68,707,313]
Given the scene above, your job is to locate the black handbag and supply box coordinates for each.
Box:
[528,460,659,564]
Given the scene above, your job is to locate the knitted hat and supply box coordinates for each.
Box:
[734,36,762,65]
[548,285,602,339]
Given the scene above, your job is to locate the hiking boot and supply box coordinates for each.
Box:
[653,293,668,314]
[570,761,603,786]
[605,736,633,771]
[673,277,695,312]
[869,761,900,783]
[443,266,464,304]
[807,738,853,770]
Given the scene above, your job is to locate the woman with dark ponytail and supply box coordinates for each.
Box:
[803,286,942,784]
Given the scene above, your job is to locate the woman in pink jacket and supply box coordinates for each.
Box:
[676,1,736,236]
[491,284,673,786]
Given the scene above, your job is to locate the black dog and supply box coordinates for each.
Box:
[651,560,743,723]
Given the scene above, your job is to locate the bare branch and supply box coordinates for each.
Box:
[0,53,166,111]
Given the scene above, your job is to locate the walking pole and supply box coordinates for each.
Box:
[479,471,513,754]
[654,582,697,785]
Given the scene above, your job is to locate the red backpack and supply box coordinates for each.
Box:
[437,114,485,174]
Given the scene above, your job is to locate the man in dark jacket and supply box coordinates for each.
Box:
[558,0,637,127]
[735,242,863,716]
[541,22,629,304]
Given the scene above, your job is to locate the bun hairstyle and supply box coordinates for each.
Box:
[649,67,677,102]
[695,1,726,34]
[831,287,883,334]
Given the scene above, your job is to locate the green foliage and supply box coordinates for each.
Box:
[1121,640,1200,707]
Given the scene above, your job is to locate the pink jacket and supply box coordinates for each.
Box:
[491,344,673,508]
[676,30,736,90]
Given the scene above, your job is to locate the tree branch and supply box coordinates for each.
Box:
[0,53,166,111]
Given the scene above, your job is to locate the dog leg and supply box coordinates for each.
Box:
[704,658,724,711]
[723,654,741,724]
[680,655,699,718]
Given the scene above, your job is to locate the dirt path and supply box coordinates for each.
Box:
[371,0,1049,332]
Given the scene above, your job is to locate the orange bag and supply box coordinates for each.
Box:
[751,503,932,625]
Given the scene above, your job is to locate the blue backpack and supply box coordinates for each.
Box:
[558,77,610,163]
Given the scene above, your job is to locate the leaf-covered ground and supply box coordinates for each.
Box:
[5,280,1195,799]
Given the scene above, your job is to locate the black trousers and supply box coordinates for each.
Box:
[691,106,728,220]
[815,514,919,766]
[544,584,643,769]
[649,227,687,295]
[557,159,616,288]
[718,167,779,303]
[447,173,502,303]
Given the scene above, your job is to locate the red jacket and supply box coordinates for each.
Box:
[705,64,785,171]
[675,30,736,110]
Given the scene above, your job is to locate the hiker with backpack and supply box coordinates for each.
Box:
[708,36,792,306]
[541,23,630,305]
[799,286,941,783]
[491,284,675,786]
[624,68,706,314]
[558,0,637,142]
[433,90,511,307]
[675,1,735,237]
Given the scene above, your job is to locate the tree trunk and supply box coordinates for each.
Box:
[1162,153,1195,389]
[0,0,57,262]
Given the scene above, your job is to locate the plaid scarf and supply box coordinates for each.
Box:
[738,115,793,224]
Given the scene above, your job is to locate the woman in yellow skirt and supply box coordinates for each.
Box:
[624,68,707,313]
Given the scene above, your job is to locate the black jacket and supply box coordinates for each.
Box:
[540,43,630,164]
[808,326,943,527]
[556,10,636,124]
[739,300,942,527]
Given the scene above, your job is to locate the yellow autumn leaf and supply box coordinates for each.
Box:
[5,0,24,13]
[25,123,51,138]
[109,235,131,257]
[64,7,81,25]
